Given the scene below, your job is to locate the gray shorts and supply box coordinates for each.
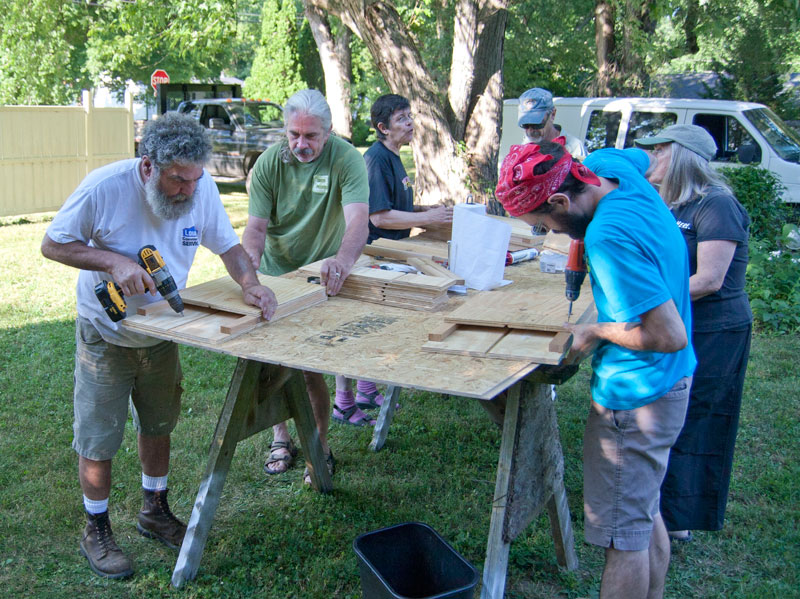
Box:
[583,376,691,551]
[72,317,183,461]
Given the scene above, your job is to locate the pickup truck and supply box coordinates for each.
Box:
[175,98,284,179]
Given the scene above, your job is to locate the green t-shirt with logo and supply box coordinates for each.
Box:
[249,135,369,275]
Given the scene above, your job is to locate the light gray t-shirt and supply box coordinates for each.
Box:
[47,158,239,347]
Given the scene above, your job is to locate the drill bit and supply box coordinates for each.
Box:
[567,301,573,323]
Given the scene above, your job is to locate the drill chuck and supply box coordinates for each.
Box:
[565,269,587,302]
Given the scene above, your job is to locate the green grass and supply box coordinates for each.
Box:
[0,188,798,598]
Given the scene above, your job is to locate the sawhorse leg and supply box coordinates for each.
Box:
[369,385,401,452]
[481,376,578,599]
[171,359,331,588]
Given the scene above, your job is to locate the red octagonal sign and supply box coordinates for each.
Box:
[150,69,170,95]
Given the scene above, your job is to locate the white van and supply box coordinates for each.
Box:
[500,97,800,203]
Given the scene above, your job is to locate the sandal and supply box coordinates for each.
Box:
[332,404,375,427]
[356,389,385,410]
[303,451,336,486]
[263,439,298,475]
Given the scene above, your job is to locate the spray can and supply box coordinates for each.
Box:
[505,248,539,266]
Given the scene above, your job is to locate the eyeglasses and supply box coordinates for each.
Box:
[530,224,546,236]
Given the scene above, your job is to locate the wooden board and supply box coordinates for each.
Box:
[364,237,449,261]
[542,231,572,255]
[123,274,327,344]
[179,273,326,320]
[421,214,545,252]
[299,252,459,311]
[444,289,593,333]
[422,326,568,364]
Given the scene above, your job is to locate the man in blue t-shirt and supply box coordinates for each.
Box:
[364,94,452,243]
[495,141,696,599]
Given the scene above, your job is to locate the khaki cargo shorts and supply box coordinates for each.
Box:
[72,317,183,461]
[583,376,691,551]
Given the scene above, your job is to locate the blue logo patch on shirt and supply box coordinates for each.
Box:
[182,226,199,246]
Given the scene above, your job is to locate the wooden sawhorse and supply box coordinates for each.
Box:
[366,369,579,599]
[171,358,332,588]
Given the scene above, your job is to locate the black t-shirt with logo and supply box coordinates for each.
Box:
[671,188,752,332]
[364,141,414,243]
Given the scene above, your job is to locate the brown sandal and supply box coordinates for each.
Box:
[264,440,298,475]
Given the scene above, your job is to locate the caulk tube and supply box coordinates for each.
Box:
[505,248,539,265]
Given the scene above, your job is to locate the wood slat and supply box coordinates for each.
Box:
[123,274,328,344]
[444,289,593,333]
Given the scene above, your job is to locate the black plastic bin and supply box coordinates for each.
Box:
[353,522,479,599]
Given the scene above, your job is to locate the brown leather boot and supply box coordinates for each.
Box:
[136,489,187,550]
[79,511,134,579]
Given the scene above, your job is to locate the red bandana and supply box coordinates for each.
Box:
[495,143,600,216]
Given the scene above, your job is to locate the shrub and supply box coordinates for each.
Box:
[746,225,800,334]
[719,166,791,242]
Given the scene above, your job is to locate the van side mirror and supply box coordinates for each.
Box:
[208,118,232,131]
[737,143,761,164]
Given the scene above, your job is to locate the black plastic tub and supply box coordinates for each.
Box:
[353,522,479,599]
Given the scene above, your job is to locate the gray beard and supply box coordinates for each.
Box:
[144,173,195,220]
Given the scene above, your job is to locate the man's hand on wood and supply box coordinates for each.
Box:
[243,284,277,320]
[562,322,599,364]
[320,257,351,296]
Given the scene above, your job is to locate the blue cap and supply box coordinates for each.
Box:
[518,88,554,127]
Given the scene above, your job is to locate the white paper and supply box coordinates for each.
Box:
[450,203,512,291]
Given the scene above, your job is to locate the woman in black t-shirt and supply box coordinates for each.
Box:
[637,125,752,542]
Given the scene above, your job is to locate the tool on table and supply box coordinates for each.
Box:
[138,245,184,316]
[505,248,539,266]
[564,239,587,322]
[94,280,127,322]
[371,263,419,274]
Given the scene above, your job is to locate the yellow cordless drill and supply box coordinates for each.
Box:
[138,245,185,316]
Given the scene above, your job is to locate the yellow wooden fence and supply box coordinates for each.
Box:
[0,90,134,217]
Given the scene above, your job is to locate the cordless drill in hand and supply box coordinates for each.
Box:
[565,239,587,322]
[138,245,185,316]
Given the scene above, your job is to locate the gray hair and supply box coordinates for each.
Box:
[138,112,211,168]
[279,89,333,163]
[659,142,733,208]
[283,89,332,131]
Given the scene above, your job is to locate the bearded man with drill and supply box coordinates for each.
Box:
[41,113,276,579]
[496,141,695,599]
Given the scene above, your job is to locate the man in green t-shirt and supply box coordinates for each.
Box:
[243,89,371,483]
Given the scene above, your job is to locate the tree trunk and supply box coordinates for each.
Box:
[304,4,353,139]
[684,0,700,54]
[305,0,508,208]
[464,3,507,214]
[593,0,616,96]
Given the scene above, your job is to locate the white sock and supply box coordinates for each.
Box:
[84,496,109,515]
[142,473,168,491]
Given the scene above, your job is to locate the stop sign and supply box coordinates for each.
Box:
[150,69,170,95]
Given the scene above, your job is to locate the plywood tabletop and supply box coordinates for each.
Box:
[128,245,593,400]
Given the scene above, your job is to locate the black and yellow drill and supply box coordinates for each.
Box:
[138,245,184,316]
[95,245,184,321]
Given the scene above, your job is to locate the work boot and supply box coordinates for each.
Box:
[79,511,134,579]
[136,489,187,550]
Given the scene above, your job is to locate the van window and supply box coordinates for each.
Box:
[692,113,758,162]
[624,112,678,147]
[743,108,800,164]
[585,110,622,152]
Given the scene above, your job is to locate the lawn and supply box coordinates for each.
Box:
[0,186,797,598]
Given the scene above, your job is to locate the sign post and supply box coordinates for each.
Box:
[150,69,170,96]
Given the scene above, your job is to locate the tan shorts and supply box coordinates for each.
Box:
[72,317,183,461]
[583,376,691,551]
